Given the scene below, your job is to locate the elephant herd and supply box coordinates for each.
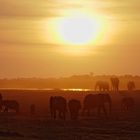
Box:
[49,93,135,120]
[0,93,135,120]
[95,78,135,92]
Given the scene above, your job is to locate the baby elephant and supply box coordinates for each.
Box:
[121,97,135,112]
[68,99,81,120]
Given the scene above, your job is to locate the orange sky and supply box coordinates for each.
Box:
[0,0,140,78]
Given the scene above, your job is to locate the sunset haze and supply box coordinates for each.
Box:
[0,0,140,78]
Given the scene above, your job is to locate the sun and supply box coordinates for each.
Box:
[57,14,104,46]
[44,11,110,55]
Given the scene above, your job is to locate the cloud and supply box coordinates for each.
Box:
[0,0,51,18]
[0,1,139,35]
[0,0,139,20]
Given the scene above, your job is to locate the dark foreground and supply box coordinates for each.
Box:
[0,89,140,140]
[0,115,140,140]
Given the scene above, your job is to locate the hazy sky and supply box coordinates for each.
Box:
[0,0,140,78]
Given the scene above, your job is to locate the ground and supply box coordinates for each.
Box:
[0,115,140,140]
[0,90,139,140]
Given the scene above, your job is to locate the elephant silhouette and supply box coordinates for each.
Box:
[68,99,81,120]
[121,97,135,112]
[0,100,19,113]
[95,81,109,91]
[50,96,67,120]
[127,81,135,91]
[110,77,119,92]
[83,93,112,118]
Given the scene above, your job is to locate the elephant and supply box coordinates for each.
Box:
[68,99,81,120]
[127,81,135,91]
[83,93,112,118]
[121,97,135,112]
[95,81,109,91]
[0,100,20,113]
[50,96,67,120]
[110,77,119,92]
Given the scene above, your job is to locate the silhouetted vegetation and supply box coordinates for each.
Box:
[0,74,139,90]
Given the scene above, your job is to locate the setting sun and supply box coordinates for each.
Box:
[57,15,102,45]
[44,11,110,55]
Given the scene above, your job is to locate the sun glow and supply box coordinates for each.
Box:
[57,13,106,46]
[44,11,110,55]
